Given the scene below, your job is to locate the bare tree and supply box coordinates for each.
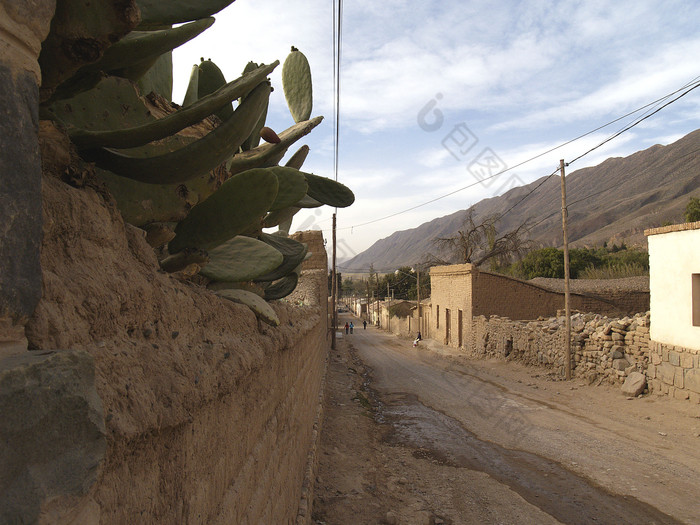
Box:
[425,209,532,269]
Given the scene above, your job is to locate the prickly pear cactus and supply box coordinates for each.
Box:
[38,0,355,318]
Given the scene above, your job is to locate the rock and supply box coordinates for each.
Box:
[621,371,647,397]
[611,349,624,359]
[586,371,598,385]
[384,511,398,525]
[0,350,106,523]
[612,358,630,371]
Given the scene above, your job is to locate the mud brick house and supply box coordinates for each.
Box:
[429,263,649,349]
[645,222,700,401]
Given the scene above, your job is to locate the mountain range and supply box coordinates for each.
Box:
[343,129,700,272]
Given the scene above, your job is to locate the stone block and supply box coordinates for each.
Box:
[681,352,693,368]
[674,367,684,389]
[680,353,693,369]
[685,368,700,394]
[612,358,629,371]
[689,391,700,404]
[657,362,676,386]
[0,66,43,320]
[647,363,656,379]
[662,348,669,362]
[0,350,105,524]
[668,351,681,367]
[651,353,662,366]
[674,389,690,401]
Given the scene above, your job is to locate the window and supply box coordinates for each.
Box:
[436,306,440,328]
[693,274,700,326]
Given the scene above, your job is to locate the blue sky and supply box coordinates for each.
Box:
[172,0,700,261]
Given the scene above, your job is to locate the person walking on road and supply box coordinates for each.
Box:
[345,322,349,335]
[363,320,367,330]
[349,322,354,334]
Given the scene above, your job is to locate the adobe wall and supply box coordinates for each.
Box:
[472,270,638,320]
[2,174,329,523]
[429,264,472,347]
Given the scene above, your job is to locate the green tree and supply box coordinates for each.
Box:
[684,197,700,222]
[515,247,564,279]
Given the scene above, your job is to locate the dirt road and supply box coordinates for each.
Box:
[312,313,700,525]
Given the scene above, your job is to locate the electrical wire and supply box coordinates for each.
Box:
[567,80,700,166]
[324,75,700,233]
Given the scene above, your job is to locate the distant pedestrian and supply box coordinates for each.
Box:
[363,320,367,330]
[345,322,349,334]
[349,322,354,334]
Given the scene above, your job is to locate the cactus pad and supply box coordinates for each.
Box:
[168,168,279,253]
[269,167,308,211]
[282,46,313,122]
[254,233,307,282]
[215,289,280,326]
[89,81,271,184]
[199,236,283,282]
[304,172,355,208]
[197,59,233,121]
[136,0,236,29]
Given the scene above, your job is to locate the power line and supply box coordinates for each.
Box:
[325,75,700,233]
[567,80,700,166]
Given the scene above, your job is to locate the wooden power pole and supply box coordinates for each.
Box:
[331,213,337,350]
[560,160,571,380]
[416,267,421,336]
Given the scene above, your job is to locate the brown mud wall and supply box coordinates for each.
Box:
[2,173,329,524]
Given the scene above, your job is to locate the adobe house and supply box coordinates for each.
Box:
[645,222,700,401]
[429,263,648,349]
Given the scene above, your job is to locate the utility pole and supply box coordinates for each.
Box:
[366,281,370,324]
[417,267,421,336]
[560,160,571,380]
[375,271,380,326]
[331,213,337,350]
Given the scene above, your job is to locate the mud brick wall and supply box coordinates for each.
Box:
[472,271,640,320]
[470,312,653,386]
[430,264,641,351]
[647,341,700,403]
[429,264,472,347]
[2,174,331,524]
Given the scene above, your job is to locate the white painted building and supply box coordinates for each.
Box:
[646,222,700,351]
[645,221,700,401]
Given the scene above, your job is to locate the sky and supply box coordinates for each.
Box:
[171,0,700,263]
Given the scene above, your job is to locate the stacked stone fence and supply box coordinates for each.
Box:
[470,311,652,387]
[647,341,700,403]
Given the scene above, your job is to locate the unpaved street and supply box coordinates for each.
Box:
[312,313,700,525]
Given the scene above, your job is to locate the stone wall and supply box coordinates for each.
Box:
[1,175,330,523]
[470,312,653,387]
[647,341,700,403]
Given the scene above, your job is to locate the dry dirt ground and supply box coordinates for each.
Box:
[311,315,700,525]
